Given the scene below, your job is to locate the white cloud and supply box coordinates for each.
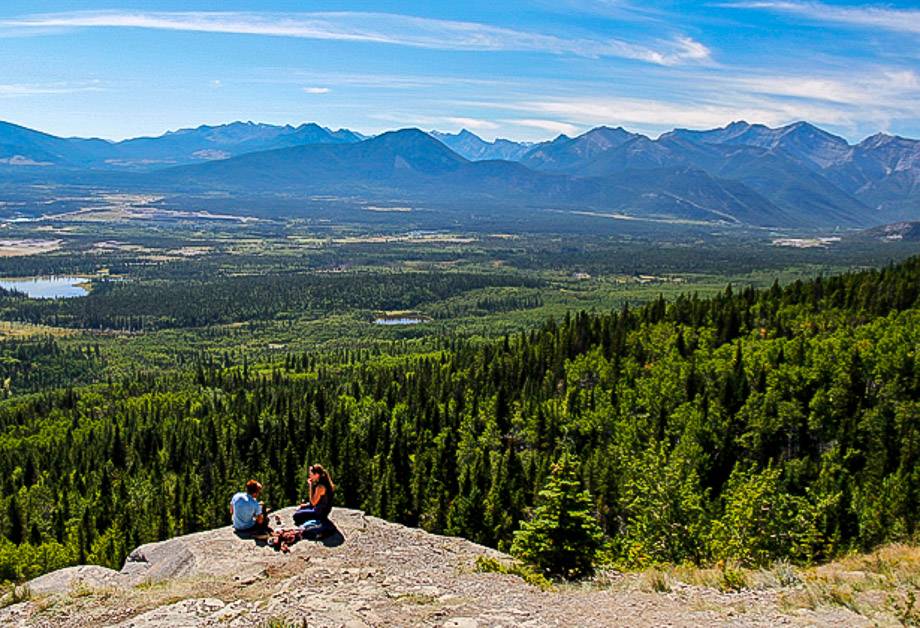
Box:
[722,1,920,34]
[365,113,501,134]
[444,117,499,131]
[1,11,711,66]
[487,92,868,136]
[458,57,920,139]
[672,37,711,62]
[734,70,920,106]
[510,119,582,136]
[302,86,330,94]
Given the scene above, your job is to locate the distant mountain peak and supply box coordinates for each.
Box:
[858,132,911,148]
[430,128,480,140]
[374,128,467,159]
[381,127,429,140]
[519,126,644,173]
[780,120,841,138]
[580,126,633,140]
[429,128,532,161]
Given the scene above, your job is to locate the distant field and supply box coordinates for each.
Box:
[0,198,916,378]
[0,320,74,338]
[0,239,61,257]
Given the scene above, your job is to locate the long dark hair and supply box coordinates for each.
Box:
[310,464,335,494]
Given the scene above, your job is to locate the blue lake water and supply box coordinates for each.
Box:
[0,276,88,299]
[373,317,426,326]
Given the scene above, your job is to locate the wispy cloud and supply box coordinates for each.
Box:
[302,86,330,94]
[246,71,514,91]
[443,117,500,131]
[0,81,104,97]
[556,0,670,20]
[479,65,920,137]
[1,11,712,66]
[510,97,779,130]
[510,119,582,136]
[721,1,920,34]
[366,112,501,134]
[734,70,920,106]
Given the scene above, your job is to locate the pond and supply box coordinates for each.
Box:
[373,317,427,326]
[0,276,89,299]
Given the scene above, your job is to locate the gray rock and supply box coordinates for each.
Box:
[26,565,123,596]
[0,506,881,628]
[114,597,226,626]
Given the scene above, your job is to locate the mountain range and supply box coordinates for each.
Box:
[0,120,362,170]
[1,119,918,228]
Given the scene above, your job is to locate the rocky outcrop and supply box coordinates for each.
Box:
[2,507,867,627]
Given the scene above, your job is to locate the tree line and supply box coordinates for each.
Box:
[0,271,541,331]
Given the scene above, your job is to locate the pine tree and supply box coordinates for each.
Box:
[7,496,23,545]
[511,454,603,579]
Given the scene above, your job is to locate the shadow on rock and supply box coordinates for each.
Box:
[318,523,345,547]
[232,529,272,548]
[298,520,346,547]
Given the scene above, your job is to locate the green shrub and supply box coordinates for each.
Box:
[719,562,750,591]
[642,569,671,593]
[510,454,604,580]
[474,555,553,591]
[708,465,823,566]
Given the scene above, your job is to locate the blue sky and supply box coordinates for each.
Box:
[0,1,918,142]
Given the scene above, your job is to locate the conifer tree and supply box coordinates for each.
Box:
[511,454,603,579]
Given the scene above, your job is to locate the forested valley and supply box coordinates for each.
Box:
[0,254,916,582]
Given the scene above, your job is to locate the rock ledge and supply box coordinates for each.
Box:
[3,507,868,627]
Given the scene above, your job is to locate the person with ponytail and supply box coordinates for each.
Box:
[292,464,335,526]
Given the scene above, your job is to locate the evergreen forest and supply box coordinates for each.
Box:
[0,253,917,581]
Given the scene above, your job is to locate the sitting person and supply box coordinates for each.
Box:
[267,466,337,553]
[292,464,335,528]
[230,479,271,538]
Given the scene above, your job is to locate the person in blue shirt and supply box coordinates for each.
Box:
[230,479,270,538]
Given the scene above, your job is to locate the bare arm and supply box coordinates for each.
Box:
[310,485,326,507]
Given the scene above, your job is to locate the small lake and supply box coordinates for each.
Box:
[373,317,427,326]
[0,276,89,299]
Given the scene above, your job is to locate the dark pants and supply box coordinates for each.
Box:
[293,506,323,526]
[234,515,271,538]
[293,509,334,540]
